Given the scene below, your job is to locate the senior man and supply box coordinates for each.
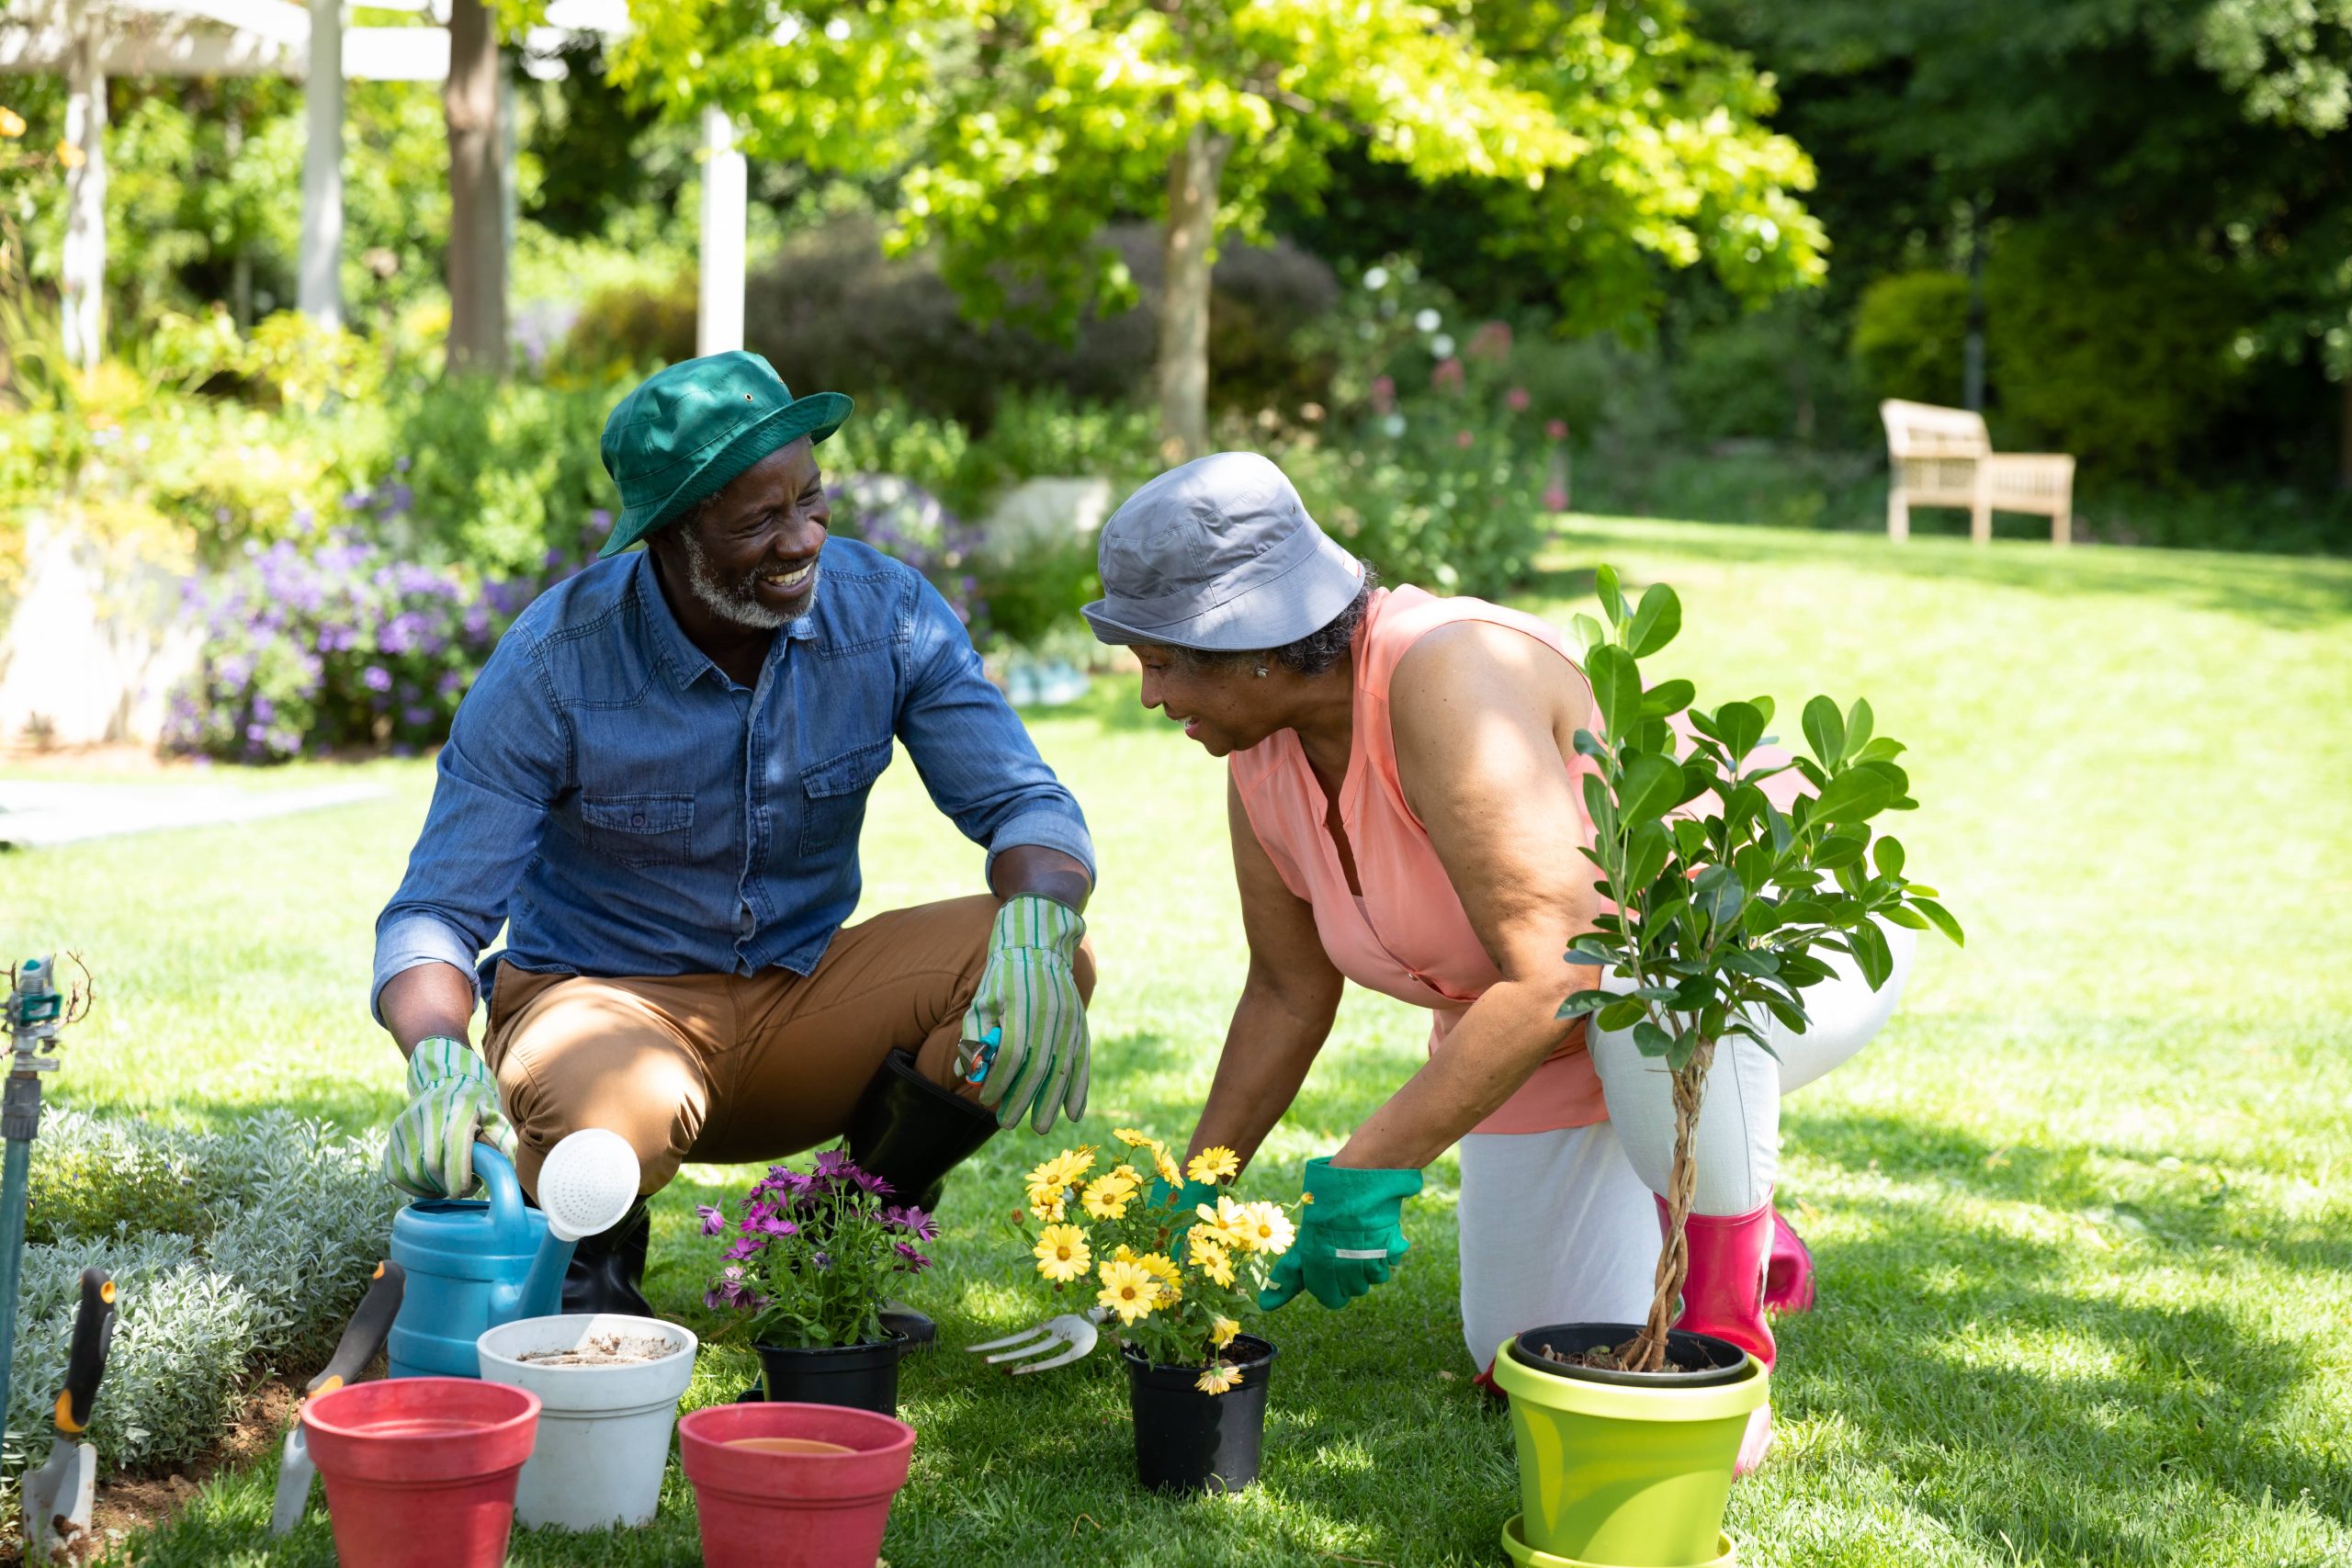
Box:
[370,352,1096,1324]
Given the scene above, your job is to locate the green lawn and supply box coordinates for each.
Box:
[6,516,2348,1566]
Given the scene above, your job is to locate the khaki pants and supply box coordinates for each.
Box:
[482,896,1096,1196]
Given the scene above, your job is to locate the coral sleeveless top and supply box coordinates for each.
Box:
[1228,585,1607,1135]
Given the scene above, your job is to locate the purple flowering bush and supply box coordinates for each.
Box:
[698,1145,933,1350]
[826,472,987,628]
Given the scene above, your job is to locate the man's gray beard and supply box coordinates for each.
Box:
[679,527,800,631]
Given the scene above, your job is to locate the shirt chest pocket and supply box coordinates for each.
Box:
[798,739,893,855]
[579,792,695,869]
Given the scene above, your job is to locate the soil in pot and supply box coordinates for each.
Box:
[1490,1323,1765,1568]
[1122,1335,1277,1495]
[679,1402,917,1568]
[514,1331,681,1367]
[755,1334,906,1416]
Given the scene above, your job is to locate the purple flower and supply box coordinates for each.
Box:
[851,1168,893,1197]
[723,1235,764,1261]
[756,1215,799,1238]
[881,1205,937,1241]
[361,666,392,693]
[893,1240,931,1272]
[697,1203,727,1236]
[808,1251,832,1271]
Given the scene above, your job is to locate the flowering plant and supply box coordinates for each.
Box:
[1014,1131,1300,1393]
[699,1145,933,1350]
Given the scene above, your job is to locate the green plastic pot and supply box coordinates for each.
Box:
[1490,1331,1767,1567]
[1502,1515,1736,1567]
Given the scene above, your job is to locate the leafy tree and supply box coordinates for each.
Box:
[612,0,1824,459]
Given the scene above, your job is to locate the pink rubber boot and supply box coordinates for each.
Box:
[1764,1205,1816,1314]
[1657,1197,1776,1476]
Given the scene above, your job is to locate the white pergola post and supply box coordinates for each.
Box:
[299,0,344,328]
[60,28,106,368]
[696,103,745,356]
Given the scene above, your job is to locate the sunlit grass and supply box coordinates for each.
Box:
[6,517,2347,1564]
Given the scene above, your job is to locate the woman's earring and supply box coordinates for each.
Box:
[1252,664,1270,678]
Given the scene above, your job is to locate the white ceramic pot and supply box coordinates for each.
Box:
[476,1313,697,1531]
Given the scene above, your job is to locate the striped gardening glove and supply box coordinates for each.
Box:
[961,895,1091,1134]
[382,1037,513,1200]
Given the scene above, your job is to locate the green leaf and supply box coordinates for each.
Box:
[1812,768,1894,823]
[1631,1021,1676,1058]
[1764,997,1807,1033]
[1571,613,1605,655]
[1581,773,1618,840]
[1692,864,1745,927]
[1883,905,1930,930]
[1640,679,1695,719]
[1619,753,1684,823]
[1750,695,1776,729]
[1873,836,1905,879]
[1853,737,1906,764]
[1912,897,1966,946]
[1742,899,1781,938]
[1849,919,1894,989]
[1843,699,1874,761]
[1802,695,1845,767]
[1624,820,1672,894]
[1811,834,1868,872]
[1556,987,1616,1018]
[1714,701,1766,760]
[1595,565,1626,627]
[1586,645,1643,740]
[1596,998,1646,1032]
[1627,582,1682,657]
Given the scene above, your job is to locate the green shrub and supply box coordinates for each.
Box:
[971,528,1102,653]
[1851,271,1971,409]
[1983,222,2254,475]
[386,371,632,575]
[4,1111,400,1477]
[957,390,1159,514]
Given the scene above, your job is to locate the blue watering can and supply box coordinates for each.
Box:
[385,1144,563,1380]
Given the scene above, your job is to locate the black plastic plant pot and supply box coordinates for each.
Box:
[752,1334,907,1416]
[1122,1336,1277,1495]
[1508,1322,1749,1388]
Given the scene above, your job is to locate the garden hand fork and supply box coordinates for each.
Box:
[966,1306,1107,1373]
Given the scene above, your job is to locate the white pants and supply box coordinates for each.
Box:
[1454,923,1915,1366]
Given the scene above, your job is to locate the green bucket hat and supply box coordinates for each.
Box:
[597,351,852,558]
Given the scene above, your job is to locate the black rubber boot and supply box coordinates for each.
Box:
[561,1198,653,1317]
[849,1049,1001,1348]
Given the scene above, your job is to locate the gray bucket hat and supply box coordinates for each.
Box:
[1082,452,1365,651]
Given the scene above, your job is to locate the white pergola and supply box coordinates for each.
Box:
[0,0,746,365]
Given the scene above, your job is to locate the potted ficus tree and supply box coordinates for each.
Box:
[1491,567,1962,1568]
[697,1146,933,1416]
[1010,1131,1303,1493]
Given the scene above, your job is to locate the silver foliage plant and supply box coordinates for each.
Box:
[1556,567,1963,1373]
[4,1111,398,1480]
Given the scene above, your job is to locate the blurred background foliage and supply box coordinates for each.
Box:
[5,0,2351,761]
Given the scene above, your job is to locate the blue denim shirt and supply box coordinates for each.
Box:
[370,540,1094,1020]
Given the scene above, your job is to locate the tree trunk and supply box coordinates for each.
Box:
[1156,125,1230,466]
[1625,1042,1714,1374]
[444,0,506,377]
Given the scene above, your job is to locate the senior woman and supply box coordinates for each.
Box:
[1084,452,1912,1469]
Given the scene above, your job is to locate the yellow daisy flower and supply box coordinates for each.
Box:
[1025,1182,1068,1222]
[1081,1169,1137,1220]
[1096,1258,1159,1325]
[1113,1127,1158,1148]
[1238,1201,1297,1257]
[1127,1248,1182,1304]
[1154,1149,1184,1187]
[1191,1235,1235,1288]
[1187,1145,1241,1184]
[0,108,25,140]
[1195,1363,1244,1395]
[1212,1315,1242,1348]
[1199,1195,1255,1249]
[1033,1224,1091,1283]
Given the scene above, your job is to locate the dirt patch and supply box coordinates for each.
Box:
[1526,1337,1715,1376]
[0,1382,297,1565]
[515,1333,681,1368]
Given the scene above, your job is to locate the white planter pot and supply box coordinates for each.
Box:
[476,1313,698,1531]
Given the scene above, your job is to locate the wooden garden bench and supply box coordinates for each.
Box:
[1880,399,2075,546]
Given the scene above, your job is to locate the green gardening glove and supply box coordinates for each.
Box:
[1151,1176,1221,1215]
[962,895,1091,1134]
[1258,1156,1424,1312]
[382,1037,513,1200]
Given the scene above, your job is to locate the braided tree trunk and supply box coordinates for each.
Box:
[1623,1036,1715,1374]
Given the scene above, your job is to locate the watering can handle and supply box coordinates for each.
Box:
[472,1141,526,1240]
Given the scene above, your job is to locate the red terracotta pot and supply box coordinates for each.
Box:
[301,1377,539,1568]
[679,1401,917,1568]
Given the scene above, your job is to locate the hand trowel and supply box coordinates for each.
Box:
[22,1267,116,1562]
[268,1259,406,1537]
